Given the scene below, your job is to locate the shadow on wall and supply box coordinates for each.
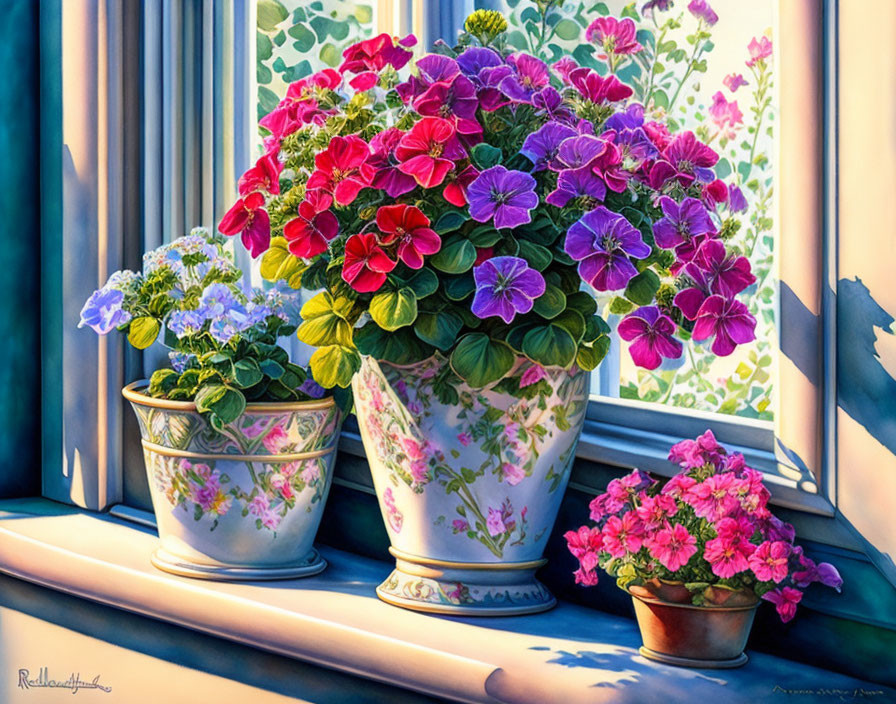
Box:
[837,277,896,456]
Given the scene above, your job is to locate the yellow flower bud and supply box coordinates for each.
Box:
[464,10,508,44]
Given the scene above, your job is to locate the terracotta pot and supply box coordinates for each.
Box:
[629,587,760,668]
[352,355,588,615]
[124,381,342,580]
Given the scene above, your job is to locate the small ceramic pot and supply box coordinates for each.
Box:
[629,581,759,668]
[123,381,342,580]
[352,354,588,615]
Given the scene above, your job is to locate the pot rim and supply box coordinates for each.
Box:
[367,352,581,376]
[628,590,761,612]
[122,380,336,412]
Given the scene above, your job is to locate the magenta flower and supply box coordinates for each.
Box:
[520,364,547,387]
[688,0,719,25]
[452,518,469,533]
[653,196,716,250]
[218,191,271,257]
[661,473,698,500]
[565,525,604,573]
[585,17,643,57]
[501,463,526,486]
[521,121,577,171]
[471,256,545,324]
[723,73,748,92]
[546,168,607,209]
[686,473,739,522]
[709,91,744,139]
[762,587,802,623]
[648,523,698,572]
[467,165,538,229]
[412,73,481,137]
[568,67,634,104]
[690,239,756,298]
[668,429,726,469]
[662,131,720,186]
[748,540,791,583]
[565,207,651,291]
[602,512,645,558]
[704,531,754,578]
[499,53,550,103]
[486,506,507,536]
[532,86,576,123]
[369,127,417,198]
[554,134,609,171]
[618,306,683,370]
[692,295,757,356]
[746,36,773,67]
[636,493,679,532]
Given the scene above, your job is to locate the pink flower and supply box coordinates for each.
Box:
[708,91,744,139]
[452,519,469,533]
[552,57,579,85]
[618,306,683,370]
[688,0,718,25]
[668,429,726,469]
[306,135,375,206]
[685,473,741,522]
[262,425,291,454]
[585,17,643,57]
[486,507,507,536]
[270,473,294,501]
[457,432,472,447]
[574,567,599,586]
[647,523,698,572]
[248,494,270,517]
[746,36,773,67]
[568,67,633,104]
[238,152,283,196]
[565,525,604,573]
[410,460,429,484]
[704,521,756,578]
[369,127,417,198]
[723,73,748,92]
[748,540,791,583]
[300,463,320,484]
[501,463,526,486]
[520,364,546,387]
[261,509,282,531]
[762,586,802,623]
[636,493,679,532]
[602,512,645,557]
[395,117,466,189]
[661,473,697,499]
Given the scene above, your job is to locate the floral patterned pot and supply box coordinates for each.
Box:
[123,381,342,580]
[629,584,760,668]
[352,355,588,615]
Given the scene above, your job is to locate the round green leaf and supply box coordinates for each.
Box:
[402,268,438,298]
[431,237,476,274]
[577,336,611,371]
[128,316,160,350]
[309,345,361,389]
[553,309,586,344]
[624,269,661,306]
[433,211,469,234]
[287,23,315,52]
[443,274,476,301]
[517,240,553,271]
[522,325,577,368]
[566,291,598,317]
[233,359,263,389]
[354,323,434,365]
[450,333,516,388]
[298,292,355,347]
[470,143,503,170]
[256,0,288,31]
[414,311,464,351]
[369,287,418,331]
[554,19,580,40]
[195,384,246,425]
[319,42,340,67]
[533,284,567,319]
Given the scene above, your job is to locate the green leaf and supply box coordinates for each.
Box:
[470,143,503,170]
[128,316,160,350]
[256,0,288,31]
[583,315,610,342]
[297,292,355,347]
[609,296,635,315]
[522,325,577,368]
[566,291,598,317]
[553,19,580,40]
[401,268,438,299]
[449,333,516,388]
[431,237,476,274]
[309,345,361,389]
[195,384,246,425]
[517,240,553,271]
[259,358,285,379]
[287,23,315,52]
[442,274,476,301]
[148,368,178,396]
[466,225,502,248]
[624,270,661,306]
[533,284,567,319]
[369,287,418,331]
[354,323,434,365]
[576,336,610,371]
[257,32,273,61]
[233,359,263,389]
[553,309,586,344]
[433,210,468,234]
[414,310,464,351]
[319,42,340,68]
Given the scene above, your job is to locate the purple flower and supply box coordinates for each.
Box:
[199,282,239,317]
[692,295,757,356]
[520,121,577,171]
[653,196,716,249]
[545,168,607,208]
[169,351,196,373]
[477,65,514,111]
[689,238,755,298]
[456,47,504,77]
[487,507,507,536]
[605,104,645,132]
[467,165,538,229]
[532,86,575,123]
[565,207,651,291]
[79,288,132,334]
[728,184,748,212]
[299,378,326,399]
[554,135,608,171]
[471,256,546,324]
[606,127,659,166]
[499,53,550,103]
[643,0,674,12]
[724,73,748,92]
[662,131,719,186]
[688,0,719,25]
[617,306,683,370]
[209,316,240,345]
[167,309,206,338]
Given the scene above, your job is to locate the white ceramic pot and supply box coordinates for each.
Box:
[124,381,342,580]
[352,355,588,614]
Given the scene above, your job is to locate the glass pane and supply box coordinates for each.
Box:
[495,0,777,421]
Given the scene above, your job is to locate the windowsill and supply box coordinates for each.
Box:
[0,499,889,703]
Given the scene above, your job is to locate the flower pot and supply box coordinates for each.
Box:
[629,585,759,668]
[123,381,342,580]
[352,355,588,615]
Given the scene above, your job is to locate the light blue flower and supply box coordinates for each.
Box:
[209,317,239,345]
[199,282,239,317]
[79,288,132,334]
[166,309,206,338]
[169,351,196,373]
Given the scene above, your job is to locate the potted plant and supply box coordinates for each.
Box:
[566,430,843,667]
[79,228,343,580]
[216,12,758,613]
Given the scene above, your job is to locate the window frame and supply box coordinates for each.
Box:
[42,0,836,526]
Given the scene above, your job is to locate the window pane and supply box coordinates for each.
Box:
[496,0,777,421]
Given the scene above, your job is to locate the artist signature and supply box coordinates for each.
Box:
[18,667,111,694]
[773,685,886,700]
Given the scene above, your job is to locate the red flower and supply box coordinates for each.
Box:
[443,164,479,207]
[395,117,466,189]
[306,135,375,206]
[568,67,633,104]
[218,192,270,258]
[339,33,415,91]
[342,233,396,293]
[238,152,283,196]
[375,204,441,269]
[283,190,339,259]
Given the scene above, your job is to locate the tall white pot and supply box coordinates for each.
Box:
[352,355,588,615]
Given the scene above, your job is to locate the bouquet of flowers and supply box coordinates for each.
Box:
[219,10,757,394]
[565,430,842,621]
[79,228,320,427]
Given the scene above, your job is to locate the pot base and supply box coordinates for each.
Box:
[375,547,556,616]
[150,546,327,581]
[638,646,749,669]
